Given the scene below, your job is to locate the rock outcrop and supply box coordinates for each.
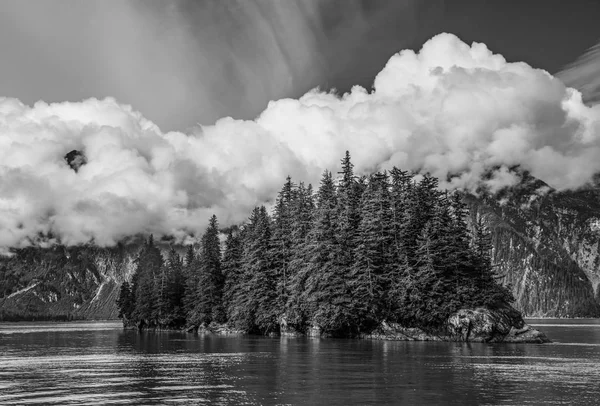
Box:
[446,307,549,343]
[364,307,550,343]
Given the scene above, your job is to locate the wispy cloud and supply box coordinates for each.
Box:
[557,40,600,105]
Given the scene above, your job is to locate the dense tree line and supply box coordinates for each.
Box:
[117,152,513,336]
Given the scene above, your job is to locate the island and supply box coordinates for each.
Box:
[116,152,549,343]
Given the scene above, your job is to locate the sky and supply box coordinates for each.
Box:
[0,0,598,131]
[1,0,600,249]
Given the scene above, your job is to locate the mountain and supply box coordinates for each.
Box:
[0,244,139,320]
[1,173,600,320]
[467,173,600,317]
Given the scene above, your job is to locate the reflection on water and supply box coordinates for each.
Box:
[0,319,599,405]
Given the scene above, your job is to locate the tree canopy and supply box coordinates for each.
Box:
[118,152,514,335]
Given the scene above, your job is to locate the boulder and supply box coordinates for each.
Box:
[503,325,550,343]
[446,307,550,343]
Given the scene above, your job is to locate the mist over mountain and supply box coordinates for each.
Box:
[1,33,600,251]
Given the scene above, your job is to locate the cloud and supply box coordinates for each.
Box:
[557,40,600,105]
[1,33,600,248]
[0,0,423,131]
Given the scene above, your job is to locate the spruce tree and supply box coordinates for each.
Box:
[191,215,224,326]
[228,207,279,333]
[228,209,261,331]
[389,167,412,261]
[402,174,441,265]
[301,170,354,335]
[222,226,243,318]
[335,151,361,268]
[184,245,195,274]
[253,207,280,333]
[164,247,186,326]
[183,245,201,322]
[470,215,514,308]
[271,176,296,316]
[131,235,163,325]
[285,182,315,330]
[116,281,134,320]
[351,172,394,331]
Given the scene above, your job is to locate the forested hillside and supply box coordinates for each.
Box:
[117,152,513,336]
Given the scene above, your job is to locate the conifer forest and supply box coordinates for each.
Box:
[117,152,514,337]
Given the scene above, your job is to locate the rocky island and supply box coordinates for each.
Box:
[108,153,552,344]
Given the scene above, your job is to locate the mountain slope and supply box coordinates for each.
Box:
[0,245,138,320]
[467,174,600,317]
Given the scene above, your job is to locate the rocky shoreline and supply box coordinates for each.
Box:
[305,307,548,343]
[124,306,551,344]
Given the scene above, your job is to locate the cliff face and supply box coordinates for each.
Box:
[467,174,600,317]
[0,245,139,320]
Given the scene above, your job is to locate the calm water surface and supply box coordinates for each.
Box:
[1,319,599,405]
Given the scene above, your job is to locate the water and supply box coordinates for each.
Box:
[1,319,599,405]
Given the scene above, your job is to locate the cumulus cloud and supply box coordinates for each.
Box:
[1,33,600,248]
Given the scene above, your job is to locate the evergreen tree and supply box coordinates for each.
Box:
[184,245,195,273]
[448,191,477,277]
[470,215,514,308]
[350,172,394,331]
[472,215,493,272]
[222,226,243,317]
[228,209,260,331]
[116,281,134,320]
[284,182,315,329]
[301,170,354,335]
[163,247,186,326]
[402,174,441,265]
[389,167,412,260]
[190,215,224,326]
[229,207,278,333]
[253,207,279,333]
[183,245,201,321]
[271,176,296,315]
[402,222,449,328]
[131,235,163,325]
[335,151,361,268]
